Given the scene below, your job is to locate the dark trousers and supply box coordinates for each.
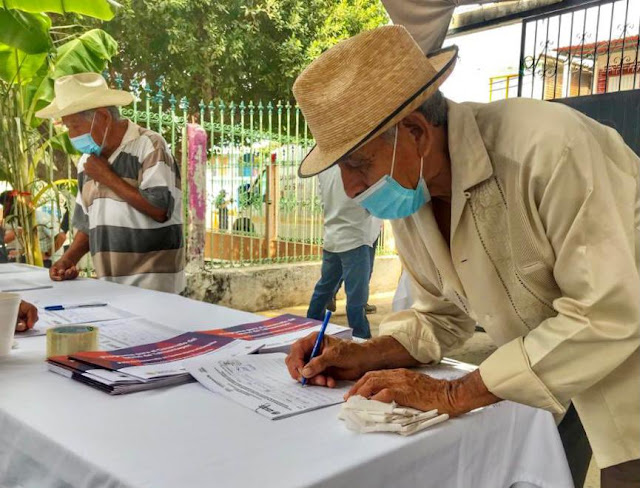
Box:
[558,404,592,488]
[307,245,372,339]
[558,404,640,488]
[601,459,640,488]
[333,237,378,300]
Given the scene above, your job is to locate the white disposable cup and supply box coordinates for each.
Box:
[0,293,21,357]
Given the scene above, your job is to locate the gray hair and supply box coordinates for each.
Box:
[381,90,448,142]
[78,106,120,121]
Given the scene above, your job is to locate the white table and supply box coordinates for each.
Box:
[0,265,573,488]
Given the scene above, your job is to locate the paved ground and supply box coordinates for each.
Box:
[258,290,600,488]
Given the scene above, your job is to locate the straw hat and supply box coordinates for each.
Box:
[294,25,457,178]
[36,72,134,119]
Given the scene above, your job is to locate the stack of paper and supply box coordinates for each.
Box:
[210,314,352,354]
[48,357,190,395]
[339,396,449,436]
[48,331,262,394]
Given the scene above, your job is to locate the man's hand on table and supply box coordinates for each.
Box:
[15,300,38,333]
[285,334,501,417]
[345,368,500,417]
[49,257,79,281]
[285,334,419,387]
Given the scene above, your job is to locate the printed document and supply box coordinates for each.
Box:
[186,353,350,420]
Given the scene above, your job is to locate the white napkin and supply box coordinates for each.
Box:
[338,395,449,436]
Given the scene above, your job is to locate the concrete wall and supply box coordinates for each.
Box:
[185,255,401,313]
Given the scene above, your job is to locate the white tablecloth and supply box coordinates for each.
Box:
[0,265,573,488]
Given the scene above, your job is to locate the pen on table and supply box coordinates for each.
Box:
[301,310,332,387]
[44,303,108,311]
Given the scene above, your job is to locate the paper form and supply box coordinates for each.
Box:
[97,317,180,350]
[17,306,137,336]
[186,353,351,420]
[121,340,262,380]
[39,305,134,327]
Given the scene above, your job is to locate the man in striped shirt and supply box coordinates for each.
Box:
[37,73,184,294]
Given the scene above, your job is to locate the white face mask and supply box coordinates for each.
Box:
[353,125,431,219]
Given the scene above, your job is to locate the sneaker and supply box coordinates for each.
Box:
[365,303,377,314]
[327,296,337,312]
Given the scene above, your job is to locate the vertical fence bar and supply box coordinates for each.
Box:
[530,19,540,98]
[577,9,588,96]
[552,15,563,98]
[591,5,602,96]
[207,101,216,267]
[285,101,293,262]
[240,101,252,266]
[618,0,631,92]
[633,9,640,88]
[517,19,528,97]
[155,77,165,135]
[130,79,140,124]
[295,103,305,260]
[219,100,226,267]
[541,18,550,99]
[276,101,282,262]
[258,101,265,263]
[564,12,575,98]
[605,2,616,92]
[229,101,240,267]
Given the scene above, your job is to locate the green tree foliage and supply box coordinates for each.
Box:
[91,0,388,103]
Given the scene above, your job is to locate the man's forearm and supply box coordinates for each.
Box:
[104,174,167,222]
[363,336,422,370]
[62,231,90,264]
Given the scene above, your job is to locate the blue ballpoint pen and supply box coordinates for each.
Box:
[301,310,332,387]
[44,303,108,311]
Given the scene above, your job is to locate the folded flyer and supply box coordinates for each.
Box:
[209,314,352,353]
[69,331,262,380]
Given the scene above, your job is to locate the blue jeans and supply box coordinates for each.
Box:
[307,245,372,339]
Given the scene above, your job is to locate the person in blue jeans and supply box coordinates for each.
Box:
[307,166,381,339]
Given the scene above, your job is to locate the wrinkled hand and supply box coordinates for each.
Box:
[49,257,79,281]
[346,368,501,417]
[285,334,376,387]
[16,300,38,333]
[83,155,115,185]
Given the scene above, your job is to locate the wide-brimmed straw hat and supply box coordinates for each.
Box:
[294,25,457,178]
[36,72,134,119]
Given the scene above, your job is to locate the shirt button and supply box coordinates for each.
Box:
[463,191,471,199]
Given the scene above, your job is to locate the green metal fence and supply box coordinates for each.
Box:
[106,74,396,268]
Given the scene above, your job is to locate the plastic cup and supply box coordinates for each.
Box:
[0,293,21,357]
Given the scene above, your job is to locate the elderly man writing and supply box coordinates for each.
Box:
[286,26,639,487]
[36,73,184,294]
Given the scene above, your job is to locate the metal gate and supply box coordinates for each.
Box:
[517,0,640,155]
[518,0,640,99]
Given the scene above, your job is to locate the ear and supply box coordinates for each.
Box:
[400,111,432,159]
[94,107,111,125]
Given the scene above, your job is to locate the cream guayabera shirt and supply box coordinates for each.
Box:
[379,98,640,469]
[380,0,640,470]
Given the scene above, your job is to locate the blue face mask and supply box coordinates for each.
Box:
[354,126,431,220]
[70,113,108,155]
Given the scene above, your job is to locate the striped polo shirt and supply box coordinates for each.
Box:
[72,121,185,294]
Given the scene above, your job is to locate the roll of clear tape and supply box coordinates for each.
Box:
[46,325,99,357]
